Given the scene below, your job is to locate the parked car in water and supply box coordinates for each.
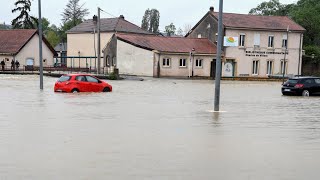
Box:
[282,76,320,96]
[54,74,112,93]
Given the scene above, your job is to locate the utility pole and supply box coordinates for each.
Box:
[282,26,289,84]
[38,0,43,90]
[214,0,224,112]
[97,7,101,74]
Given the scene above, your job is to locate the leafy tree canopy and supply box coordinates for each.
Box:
[11,0,37,29]
[165,23,176,36]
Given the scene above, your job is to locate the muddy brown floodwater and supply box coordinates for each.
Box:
[0,75,320,180]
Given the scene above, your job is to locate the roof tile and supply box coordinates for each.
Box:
[117,34,217,54]
[212,12,305,31]
[68,17,154,35]
[0,29,37,55]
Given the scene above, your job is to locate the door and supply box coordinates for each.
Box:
[85,75,101,92]
[210,59,216,78]
[223,61,234,77]
[75,75,89,92]
[314,78,320,94]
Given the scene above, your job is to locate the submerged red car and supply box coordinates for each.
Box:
[54,74,112,93]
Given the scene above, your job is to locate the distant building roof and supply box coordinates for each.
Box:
[116,33,217,54]
[186,8,305,37]
[54,42,67,52]
[68,16,154,35]
[212,12,305,32]
[0,29,56,55]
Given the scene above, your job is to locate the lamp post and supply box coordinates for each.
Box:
[214,0,223,112]
[191,48,195,77]
[38,0,43,90]
[97,8,101,74]
[282,26,289,84]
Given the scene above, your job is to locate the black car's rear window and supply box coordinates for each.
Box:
[58,75,71,82]
[286,79,298,84]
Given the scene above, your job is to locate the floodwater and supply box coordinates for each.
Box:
[0,75,320,180]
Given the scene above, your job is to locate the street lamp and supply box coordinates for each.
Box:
[282,26,290,84]
[38,0,43,90]
[191,48,195,77]
[189,48,195,78]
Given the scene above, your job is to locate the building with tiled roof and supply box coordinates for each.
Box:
[0,29,56,70]
[66,15,155,71]
[186,7,305,78]
[102,33,218,77]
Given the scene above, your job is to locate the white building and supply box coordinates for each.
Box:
[0,29,56,70]
[103,33,218,77]
[186,7,305,78]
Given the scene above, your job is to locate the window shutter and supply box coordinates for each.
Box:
[254,33,260,46]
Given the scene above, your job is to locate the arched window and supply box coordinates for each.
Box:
[112,56,116,67]
[106,56,110,67]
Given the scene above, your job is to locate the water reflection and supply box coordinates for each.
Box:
[0,75,320,180]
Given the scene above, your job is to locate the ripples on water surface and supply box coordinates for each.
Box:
[0,75,320,180]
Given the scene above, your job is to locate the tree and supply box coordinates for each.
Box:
[141,8,160,33]
[177,28,183,36]
[249,0,293,16]
[183,24,192,35]
[11,0,37,29]
[59,20,75,43]
[149,9,160,33]
[62,0,89,27]
[290,0,320,45]
[141,9,150,31]
[46,30,60,47]
[0,22,11,29]
[165,23,176,36]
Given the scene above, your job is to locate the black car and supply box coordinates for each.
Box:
[282,77,320,96]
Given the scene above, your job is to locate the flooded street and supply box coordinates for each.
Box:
[1,74,320,180]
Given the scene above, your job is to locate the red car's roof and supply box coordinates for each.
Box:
[63,74,95,76]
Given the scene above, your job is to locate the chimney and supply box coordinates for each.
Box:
[210,6,214,12]
[119,15,125,20]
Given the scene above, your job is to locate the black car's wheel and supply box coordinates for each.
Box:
[302,90,310,96]
[103,87,110,92]
[71,88,79,93]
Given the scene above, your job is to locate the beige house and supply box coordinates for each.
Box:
[0,29,56,70]
[186,7,305,78]
[104,33,217,77]
[66,15,153,71]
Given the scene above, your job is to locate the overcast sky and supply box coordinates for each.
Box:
[0,0,297,32]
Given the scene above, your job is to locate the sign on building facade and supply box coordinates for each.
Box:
[224,36,238,47]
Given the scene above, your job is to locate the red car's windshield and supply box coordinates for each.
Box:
[58,75,71,82]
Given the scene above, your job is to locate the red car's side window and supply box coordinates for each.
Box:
[75,76,86,82]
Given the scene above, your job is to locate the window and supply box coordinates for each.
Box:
[112,56,116,66]
[266,60,273,75]
[315,79,320,84]
[282,34,288,48]
[239,34,245,47]
[106,56,110,66]
[163,58,171,67]
[268,36,274,48]
[58,75,71,82]
[75,76,86,82]
[254,33,260,48]
[280,60,287,74]
[86,76,99,83]
[198,34,202,38]
[179,58,187,67]
[252,60,259,75]
[196,59,203,68]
